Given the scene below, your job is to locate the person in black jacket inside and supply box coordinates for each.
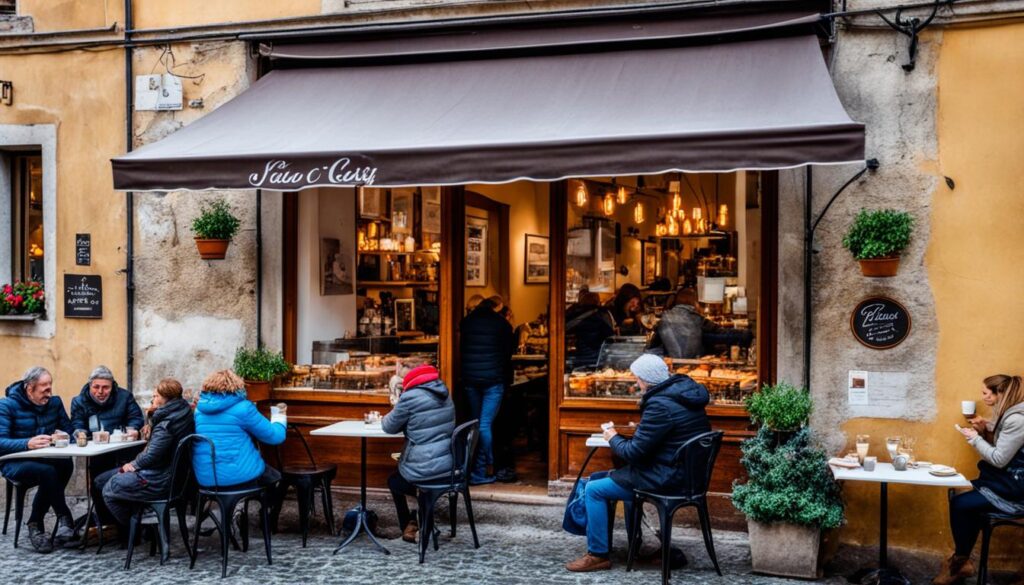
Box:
[566,354,711,573]
[95,378,195,532]
[459,295,514,485]
[566,292,616,369]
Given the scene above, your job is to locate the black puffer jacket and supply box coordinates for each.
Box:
[382,379,456,482]
[130,398,195,490]
[609,375,711,491]
[70,382,145,436]
[567,306,615,369]
[459,304,514,387]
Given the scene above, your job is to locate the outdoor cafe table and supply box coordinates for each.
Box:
[0,439,145,549]
[310,420,402,555]
[830,462,971,584]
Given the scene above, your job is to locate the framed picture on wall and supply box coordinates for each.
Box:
[320,237,354,296]
[642,241,659,286]
[466,215,488,287]
[391,190,413,234]
[395,298,416,332]
[524,234,550,284]
[422,187,442,234]
[359,187,385,219]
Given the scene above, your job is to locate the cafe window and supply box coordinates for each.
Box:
[10,153,44,284]
[0,0,15,15]
[564,172,762,405]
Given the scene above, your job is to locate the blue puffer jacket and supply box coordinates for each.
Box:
[70,382,145,436]
[0,380,74,457]
[192,391,285,487]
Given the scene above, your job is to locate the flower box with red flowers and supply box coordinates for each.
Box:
[0,281,45,321]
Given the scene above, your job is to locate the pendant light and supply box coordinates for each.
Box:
[575,182,588,208]
[667,214,679,236]
[718,204,729,228]
[683,218,693,235]
[616,185,629,205]
[691,207,702,221]
[633,201,645,224]
[603,193,615,216]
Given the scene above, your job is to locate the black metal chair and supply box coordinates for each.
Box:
[977,512,1024,584]
[626,430,725,585]
[3,477,33,548]
[187,435,275,578]
[270,424,338,547]
[413,419,481,564]
[120,434,196,568]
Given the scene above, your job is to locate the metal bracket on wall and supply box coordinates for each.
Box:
[0,81,11,105]
[874,0,951,72]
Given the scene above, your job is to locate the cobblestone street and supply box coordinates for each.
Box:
[0,491,899,585]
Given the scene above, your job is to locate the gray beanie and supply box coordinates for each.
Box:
[630,354,670,386]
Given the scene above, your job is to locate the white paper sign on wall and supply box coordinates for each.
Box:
[134,73,183,111]
[847,370,911,419]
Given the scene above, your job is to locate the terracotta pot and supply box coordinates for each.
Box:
[244,380,270,402]
[194,238,231,260]
[858,256,901,277]
[748,520,837,579]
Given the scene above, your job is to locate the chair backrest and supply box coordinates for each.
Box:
[450,419,480,486]
[273,423,318,470]
[186,434,223,489]
[164,433,198,503]
[671,430,724,498]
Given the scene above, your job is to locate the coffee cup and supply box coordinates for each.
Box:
[863,456,877,472]
[94,430,110,444]
[962,401,976,419]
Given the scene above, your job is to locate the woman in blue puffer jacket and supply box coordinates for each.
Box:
[192,370,286,488]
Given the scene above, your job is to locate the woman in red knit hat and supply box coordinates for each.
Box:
[381,364,456,542]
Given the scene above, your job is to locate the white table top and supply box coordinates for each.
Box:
[830,462,971,488]
[310,420,403,439]
[0,439,145,462]
[585,434,610,448]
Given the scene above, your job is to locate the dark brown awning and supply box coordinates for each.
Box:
[112,25,864,191]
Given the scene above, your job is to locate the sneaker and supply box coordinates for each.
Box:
[566,553,611,572]
[52,515,75,548]
[495,468,518,483]
[469,475,496,486]
[27,522,53,554]
[402,520,418,543]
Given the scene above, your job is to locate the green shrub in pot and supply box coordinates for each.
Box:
[233,347,290,382]
[842,208,914,277]
[192,199,241,240]
[745,382,812,432]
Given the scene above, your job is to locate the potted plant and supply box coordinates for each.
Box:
[732,383,844,579]
[0,281,45,321]
[233,346,290,402]
[842,208,914,277]
[191,199,241,260]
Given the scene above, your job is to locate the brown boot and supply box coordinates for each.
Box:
[565,553,612,572]
[402,520,418,543]
[933,554,975,585]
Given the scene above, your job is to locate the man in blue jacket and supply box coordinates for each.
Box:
[566,354,711,572]
[0,366,76,553]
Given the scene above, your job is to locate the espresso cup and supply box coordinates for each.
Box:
[863,456,877,472]
[962,400,976,417]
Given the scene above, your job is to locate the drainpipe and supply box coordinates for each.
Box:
[124,0,135,391]
[256,188,262,348]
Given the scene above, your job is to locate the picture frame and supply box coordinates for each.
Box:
[395,298,416,332]
[391,189,414,234]
[642,241,659,286]
[524,234,550,284]
[466,215,488,287]
[320,237,353,296]
[422,186,442,234]
[359,187,385,219]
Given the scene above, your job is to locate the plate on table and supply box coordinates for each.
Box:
[930,465,958,477]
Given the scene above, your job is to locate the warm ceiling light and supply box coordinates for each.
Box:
[672,192,682,212]
[718,204,728,228]
[603,193,615,216]
[633,201,645,224]
[692,207,702,221]
[575,182,588,208]
[667,214,679,236]
[656,223,667,237]
[683,218,693,235]
[617,185,629,205]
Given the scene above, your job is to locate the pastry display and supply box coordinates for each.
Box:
[277,354,435,393]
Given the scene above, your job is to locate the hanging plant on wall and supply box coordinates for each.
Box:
[191,198,241,260]
[842,208,914,277]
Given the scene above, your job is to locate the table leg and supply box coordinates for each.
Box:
[333,437,389,556]
[852,482,909,585]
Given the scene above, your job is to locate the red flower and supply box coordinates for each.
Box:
[33,291,44,300]
[2,285,10,295]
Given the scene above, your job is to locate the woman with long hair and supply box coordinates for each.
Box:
[934,374,1024,585]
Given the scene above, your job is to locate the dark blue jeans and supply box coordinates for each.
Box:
[2,458,74,524]
[950,489,999,556]
[465,383,504,480]
[585,476,634,556]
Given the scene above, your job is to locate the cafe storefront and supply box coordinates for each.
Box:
[111,4,865,511]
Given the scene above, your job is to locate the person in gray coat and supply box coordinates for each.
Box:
[381,364,456,543]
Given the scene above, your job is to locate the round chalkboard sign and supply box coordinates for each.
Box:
[850,297,911,350]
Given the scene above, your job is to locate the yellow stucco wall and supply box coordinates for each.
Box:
[837,21,1024,561]
[0,49,127,404]
[132,0,320,30]
[17,0,120,32]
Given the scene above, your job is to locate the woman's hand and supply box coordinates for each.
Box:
[960,426,979,441]
[968,416,989,432]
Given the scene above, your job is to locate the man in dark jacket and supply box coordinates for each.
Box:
[70,365,145,436]
[648,288,752,359]
[459,296,514,485]
[566,354,711,572]
[95,378,195,531]
[0,367,76,553]
[382,365,456,542]
[566,292,616,369]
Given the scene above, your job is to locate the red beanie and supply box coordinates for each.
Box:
[403,365,440,391]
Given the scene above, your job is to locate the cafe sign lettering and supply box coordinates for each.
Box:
[64,274,102,319]
[248,158,378,188]
[850,296,911,350]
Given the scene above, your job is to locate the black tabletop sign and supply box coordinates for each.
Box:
[75,234,91,266]
[850,296,910,350]
[64,274,102,319]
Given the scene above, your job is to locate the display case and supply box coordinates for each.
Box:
[275,352,437,396]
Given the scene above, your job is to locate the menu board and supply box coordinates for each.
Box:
[64,274,102,319]
[75,234,91,266]
[850,296,910,349]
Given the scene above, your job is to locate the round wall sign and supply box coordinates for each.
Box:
[850,296,911,350]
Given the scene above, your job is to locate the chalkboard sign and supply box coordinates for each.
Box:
[850,296,911,350]
[75,234,91,266]
[64,274,102,319]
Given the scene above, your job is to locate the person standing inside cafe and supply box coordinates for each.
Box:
[382,364,455,542]
[935,374,1024,585]
[648,288,752,359]
[459,295,514,485]
[566,354,711,573]
[0,366,76,553]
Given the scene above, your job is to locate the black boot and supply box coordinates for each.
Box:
[27,522,53,554]
[52,515,75,548]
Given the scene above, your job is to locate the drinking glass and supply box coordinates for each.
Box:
[886,436,902,461]
[855,434,870,463]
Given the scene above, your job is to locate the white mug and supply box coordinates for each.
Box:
[962,401,976,416]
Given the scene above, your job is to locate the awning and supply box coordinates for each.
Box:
[112,19,864,191]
